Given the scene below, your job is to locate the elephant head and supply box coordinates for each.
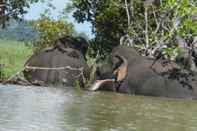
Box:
[90,54,129,93]
[90,45,197,99]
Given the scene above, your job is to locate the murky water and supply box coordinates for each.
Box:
[0,85,197,131]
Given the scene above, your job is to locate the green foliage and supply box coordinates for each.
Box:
[163,0,197,37]
[71,0,127,55]
[162,47,179,61]
[74,80,82,94]
[70,0,197,60]
[0,64,5,81]
[0,0,41,28]
[0,39,32,80]
[32,16,74,52]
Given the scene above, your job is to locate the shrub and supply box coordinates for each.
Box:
[32,16,74,52]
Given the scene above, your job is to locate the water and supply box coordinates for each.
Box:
[0,84,197,131]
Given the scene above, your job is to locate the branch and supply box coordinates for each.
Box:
[124,0,131,27]
[120,34,133,47]
[144,6,149,49]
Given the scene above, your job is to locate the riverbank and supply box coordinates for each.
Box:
[0,39,33,81]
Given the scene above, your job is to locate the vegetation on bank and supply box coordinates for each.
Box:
[70,0,197,56]
[32,15,75,52]
[0,39,32,81]
[0,0,196,82]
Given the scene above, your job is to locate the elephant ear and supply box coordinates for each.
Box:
[113,55,128,82]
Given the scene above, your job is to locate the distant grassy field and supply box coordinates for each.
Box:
[0,39,33,80]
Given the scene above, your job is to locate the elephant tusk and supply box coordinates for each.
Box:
[89,79,115,91]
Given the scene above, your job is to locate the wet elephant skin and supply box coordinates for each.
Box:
[24,48,89,87]
[97,46,197,99]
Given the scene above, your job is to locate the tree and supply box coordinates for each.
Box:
[32,15,74,52]
[0,0,40,28]
[71,0,128,55]
[70,0,197,66]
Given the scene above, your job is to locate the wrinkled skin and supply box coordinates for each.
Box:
[93,46,197,99]
[46,36,89,60]
[24,37,89,87]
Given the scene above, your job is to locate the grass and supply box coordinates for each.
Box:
[0,39,33,80]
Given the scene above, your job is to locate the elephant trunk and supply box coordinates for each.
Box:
[89,55,128,91]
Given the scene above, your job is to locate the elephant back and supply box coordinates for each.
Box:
[24,49,89,87]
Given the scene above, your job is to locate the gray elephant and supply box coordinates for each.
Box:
[91,46,197,99]
[24,36,89,87]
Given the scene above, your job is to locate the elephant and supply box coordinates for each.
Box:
[23,37,89,87]
[46,36,88,60]
[91,46,197,99]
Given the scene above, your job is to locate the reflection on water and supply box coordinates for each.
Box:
[0,84,197,131]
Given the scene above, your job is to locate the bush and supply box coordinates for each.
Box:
[32,16,74,52]
[71,0,197,59]
[0,64,5,81]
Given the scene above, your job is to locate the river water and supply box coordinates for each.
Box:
[0,84,197,131]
